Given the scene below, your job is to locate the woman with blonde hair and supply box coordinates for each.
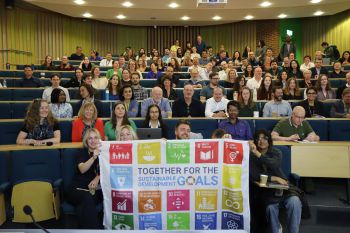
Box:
[223,69,238,88]
[72,102,104,142]
[16,99,60,145]
[116,125,138,141]
[65,128,103,229]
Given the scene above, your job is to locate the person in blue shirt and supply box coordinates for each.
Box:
[218,100,253,140]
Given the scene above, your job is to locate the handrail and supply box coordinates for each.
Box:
[0,49,32,55]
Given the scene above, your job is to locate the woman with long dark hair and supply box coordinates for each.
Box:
[104,102,137,141]
[142,104,168,138]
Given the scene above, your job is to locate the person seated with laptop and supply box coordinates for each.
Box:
[142,104,168,138]
[249,129,302,233]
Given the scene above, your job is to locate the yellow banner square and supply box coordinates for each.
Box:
[195,189,218,211]
[137,142,161,164]
[223,166,242,189]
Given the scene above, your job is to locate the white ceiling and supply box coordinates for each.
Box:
[23,0,350,26]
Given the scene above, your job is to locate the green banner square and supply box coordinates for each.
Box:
[167,212,190,230]
[112,213,134,230]
[166,142,190,164]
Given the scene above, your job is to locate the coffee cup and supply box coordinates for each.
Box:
[260,174,268,186]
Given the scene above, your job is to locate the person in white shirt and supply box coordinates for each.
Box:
[91,66,108,90]
[300,55,315,72]
[190,46,201,60]
[42,73,70,102]
[218,61,229,80]
[246,67,263,90]
[187,57,203,73]
[199,62,213,80]
[205,87,229,118]
[99,52,113,67]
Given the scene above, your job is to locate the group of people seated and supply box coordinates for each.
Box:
[6,35,350,232]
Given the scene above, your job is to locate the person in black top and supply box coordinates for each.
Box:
[69,46,85,60]
[172,83,204,117]
[142,104,168,138]
[329,61,346,78]
[297,87,325,117]
[65,128,103,229]
[16,99,60,145]
[20,65,43,87]
[310,59,328,79]
[76,83,103,117]
[161,75,178,101]
[64,68,84,88]
[249,129,302,233]
[40,55,56,70]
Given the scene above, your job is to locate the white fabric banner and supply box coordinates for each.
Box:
[99,139,250,231]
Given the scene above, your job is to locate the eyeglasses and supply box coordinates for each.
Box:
[257,136,269,141]
[307,92,316,95]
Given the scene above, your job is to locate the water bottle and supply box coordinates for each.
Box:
[105,90,109,101]
[3,79,7,88]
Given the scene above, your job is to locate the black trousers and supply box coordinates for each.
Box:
[65,188,103,229]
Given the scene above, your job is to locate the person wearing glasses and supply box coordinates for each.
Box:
[298,87,325,118]
[249,129,302,233]
[271,106,320,142]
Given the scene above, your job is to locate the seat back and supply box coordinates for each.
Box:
[61,148,83,193]
[11,150,61,184]
[329,120,350,141]
[0,121,23,145]
[11,181,55,222]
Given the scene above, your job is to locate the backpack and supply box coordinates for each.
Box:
[331,45,340,60]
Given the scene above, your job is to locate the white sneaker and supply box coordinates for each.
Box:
[278,223,283,233]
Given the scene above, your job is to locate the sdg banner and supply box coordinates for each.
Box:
[99,139,250,231]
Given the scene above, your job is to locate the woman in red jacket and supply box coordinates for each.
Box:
[72,102,104,142]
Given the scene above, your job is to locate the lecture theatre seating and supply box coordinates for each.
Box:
[0,118,349,145]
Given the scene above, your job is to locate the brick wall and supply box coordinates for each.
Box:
[256,20,280,59]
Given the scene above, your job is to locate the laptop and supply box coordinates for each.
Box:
[137,128,162,140]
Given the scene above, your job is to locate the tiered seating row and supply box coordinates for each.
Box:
[0,118,349,145]
[0,98,337,119]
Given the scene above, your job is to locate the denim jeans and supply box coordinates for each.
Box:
[266,195,302,233]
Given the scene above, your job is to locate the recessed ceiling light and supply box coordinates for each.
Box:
[260,1,272,7]
[74,0,85,5]
[278,14,287,18]
[245,15,254,20]
[310,0,322,3]
[116,14,126,19]
[181,16,190,20]
[212,16,222,20]
[82,12,92,18]
[313,11,324,16]
[122,1,133,7]
[169,2,179,8]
